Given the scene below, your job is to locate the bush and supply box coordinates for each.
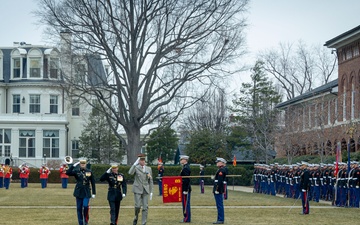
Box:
[9,164,254,187]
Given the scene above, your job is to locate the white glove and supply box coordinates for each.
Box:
[92,194,96,198]
[183,191,188,195]
[73,162,80,167]
[134,157,140,165]
[150,193,153,200]
[122,194,126,198]
[211,175,215,180]
[301,189,306,192]
[215,191,219,194]
[106,167,111,173]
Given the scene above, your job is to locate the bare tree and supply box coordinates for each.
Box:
[181,87,229,133]
[259,41,337,100]
[35,0,249,164]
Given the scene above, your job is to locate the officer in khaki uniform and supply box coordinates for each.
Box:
[128,154,154,225]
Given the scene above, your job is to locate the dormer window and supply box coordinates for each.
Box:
[27,48,43,79]
[11,48,26,79]
[0,50,3,80]
[45,48,60,80]
[29,57,41,78]
[50,57,59,79]
[13,58,21,78]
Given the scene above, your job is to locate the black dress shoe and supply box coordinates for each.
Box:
[213,221,224,224]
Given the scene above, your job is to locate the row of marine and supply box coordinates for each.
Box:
[253,161,360,208]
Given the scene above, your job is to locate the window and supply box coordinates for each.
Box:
[354,45,360,57]
[43,130,59,158]
[19,130,35,158]
[0,129,11,157]
[343,85,346,121]
[29,57,41,78]
[308,106,311,128]
[72,99,80,116]
[346,48,352,60]
[0,50,3,80]
[335,99,338,123]
[13,58,21,78]
[72,140,80,158]
[74,63,86,83]
[314,104,318,127]
[13,94,20,113]
[351,83,355,120]
[50,95,58,113]
[29,94,40,113]
[50,57,59,79]
[328,100,331,125]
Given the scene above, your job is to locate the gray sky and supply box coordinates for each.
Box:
[1,0,359,89]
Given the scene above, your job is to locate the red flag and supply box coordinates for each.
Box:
[233,155,237,167]
[335,142,341,176]
[162,176,182,203]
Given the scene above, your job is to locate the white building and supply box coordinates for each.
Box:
[0,35,106,167]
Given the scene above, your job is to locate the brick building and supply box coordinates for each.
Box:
[275,25,360,160]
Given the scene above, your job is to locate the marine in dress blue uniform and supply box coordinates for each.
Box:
[100,164,127,225]
[300,161,310,215]
[66,159,96,225]
[157,162,164,196]
[180,155,191,223]
[199,165,205,194]
[212,157,227,224]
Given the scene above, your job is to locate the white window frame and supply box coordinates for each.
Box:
[72,99,80,116]
[19,130,35,158]
[0,50,3,80]
[12,94,21,113]
[12,57,22,79]
[72,140,80,158]
[50,95,58,114]
[27,48,43,79]
[43,130,59,158]
[49,57,60,79]
[0,129,11,157]
[29,94,41,113]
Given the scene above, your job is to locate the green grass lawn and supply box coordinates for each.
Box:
[0,183,358,225]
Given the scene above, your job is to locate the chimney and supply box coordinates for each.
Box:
[60,29,72,55]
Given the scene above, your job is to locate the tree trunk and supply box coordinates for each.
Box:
[126,127,142,165]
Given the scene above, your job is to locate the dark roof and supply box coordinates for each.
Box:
[276,79,338,109]
[324,25,360,48]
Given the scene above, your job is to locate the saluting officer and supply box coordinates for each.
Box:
[100,164,127,225]
[212,157,227,224]
[128,154,154,225]
[66,159,96,225]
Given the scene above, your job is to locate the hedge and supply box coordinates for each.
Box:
[9,164,253,186]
